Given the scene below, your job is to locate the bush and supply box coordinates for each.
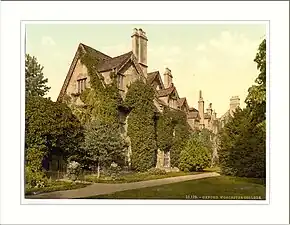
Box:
[148,168,167,175]
[179,133,211,172]
[66,161,82,181]
[25,166,48,189]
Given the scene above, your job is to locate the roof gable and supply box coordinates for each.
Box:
[98,51,133,72]
[147,71,165,89]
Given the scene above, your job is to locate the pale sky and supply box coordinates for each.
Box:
[26,23,266,117]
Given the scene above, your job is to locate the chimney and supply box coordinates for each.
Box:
[164,68,173,88]
[206,103,213,115]
[131,28,148,77]
[198,90,205,126]
[229,96,240,116]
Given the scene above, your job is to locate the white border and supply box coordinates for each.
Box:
[1,1,289,224]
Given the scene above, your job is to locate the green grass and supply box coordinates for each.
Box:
[83,171,202,184]
[85,176,266,200]
[25,181,89,196]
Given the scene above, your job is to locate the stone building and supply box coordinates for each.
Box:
[219,96,240,128]
[57,28,219,169]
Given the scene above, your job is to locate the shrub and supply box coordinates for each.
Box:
[148,168,167,175]
[25,166,48,189]
[179,133,211,172]
[66,161,82,181]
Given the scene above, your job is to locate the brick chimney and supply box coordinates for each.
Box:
[164,67,173,88]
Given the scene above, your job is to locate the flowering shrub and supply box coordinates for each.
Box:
[25,166,48,189]
[66,161,81,181]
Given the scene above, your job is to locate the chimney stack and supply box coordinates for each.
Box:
[164,67,173,88]
[198,90,205,127]
[229,96,240,116]
[131,28,148,77]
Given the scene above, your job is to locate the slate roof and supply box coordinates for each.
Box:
[98,51,133,72]
[177,97,186,107]
[189,107,199,112]
[147,71,159,84]
[157,86,175,97]
[81,43,112,61]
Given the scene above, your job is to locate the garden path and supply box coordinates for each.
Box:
[27,172,220,199]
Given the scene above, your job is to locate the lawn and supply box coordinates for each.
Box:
[86,176,266,200]
[25,180,89,196]
[83,171,202,184]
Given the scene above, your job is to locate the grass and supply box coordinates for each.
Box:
[25,180,89,196]
[83,171,202,184]
[86,176,266,200]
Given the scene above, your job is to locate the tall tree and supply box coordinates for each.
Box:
[245,39,266,130]
[82,120,126,178]
[25,54,50,97]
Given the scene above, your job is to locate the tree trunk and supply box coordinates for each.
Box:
[97,160,100,179]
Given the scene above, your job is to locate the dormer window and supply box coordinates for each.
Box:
[77,78,87,93]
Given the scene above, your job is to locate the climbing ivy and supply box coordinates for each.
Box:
[66,49,122,127]
[124,79,157,171]
[156,106,174,152]
[170,110,191,167]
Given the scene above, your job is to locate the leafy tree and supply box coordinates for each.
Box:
[245,39,266,131]
[82,120,127,178]
[179,132,211,172]
[218,108,266,178]
[124,79,158,171]
[25,54,50,97]
[25,96,84,169]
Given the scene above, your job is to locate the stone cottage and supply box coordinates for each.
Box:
[57,28,220,169]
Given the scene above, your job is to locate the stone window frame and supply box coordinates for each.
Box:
[77,78,87,93]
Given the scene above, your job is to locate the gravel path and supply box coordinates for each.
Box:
[27,172,220,199]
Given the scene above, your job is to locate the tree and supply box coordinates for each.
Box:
[245,38,266,131]
[25,96,84,170]
[179,132,211,172]
[218,108,265,178]
[25,54,50,97]
[82,120,127,178]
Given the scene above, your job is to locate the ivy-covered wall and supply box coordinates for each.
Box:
[124,79,158,171]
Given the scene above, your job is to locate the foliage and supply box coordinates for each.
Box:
[179,132,211,172]
[66,161,82,181]
[83,171,196,184]
[25,180,88,195]
[72,50,122,126]
[170,110,191,167]
[124,80,158,171]
[218,108,266,178]
[82,120,127,172]
[25,54,50,98]
[245,38,266,131]
[156,107,174,152]
[148,168,167,175]
[25,96,84,164]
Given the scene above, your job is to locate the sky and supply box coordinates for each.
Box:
[26,23,266,117]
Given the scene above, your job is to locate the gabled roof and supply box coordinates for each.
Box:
[189,107,198,112]
[177,97,187,107]
[157,86,175,97]
[147,71,165,89]
[98,51,133,72]
[81,43,112,61]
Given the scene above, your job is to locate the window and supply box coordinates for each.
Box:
[77,78,87,93]
[118,74,124,91]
